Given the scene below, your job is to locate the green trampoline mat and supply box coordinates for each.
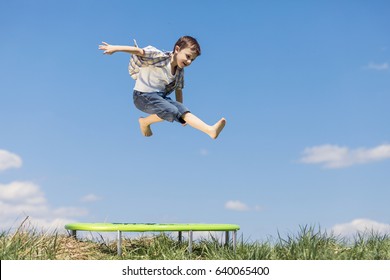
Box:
[65,223,240,232]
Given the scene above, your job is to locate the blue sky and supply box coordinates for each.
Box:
[1,0,390,241]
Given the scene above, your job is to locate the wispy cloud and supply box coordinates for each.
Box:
[331,219,390,237]
[0,181,88,231]
[80,193,101,202]
[365,62,389,71]
[199,148,209,156]
[0,150,22,171]
[0,181,46,205]
[225,200,250,211]
[0,150,88,232]
[254,205,263,212]
[225,200,263,212]
[299,144,390,168]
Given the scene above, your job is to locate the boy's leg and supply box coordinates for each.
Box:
[133,91,226,138]
[182,113,226,139]
[134,91,178,137]
[138,114,164,137]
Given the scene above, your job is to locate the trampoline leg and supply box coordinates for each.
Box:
[188,230,193,253]
[178,231,182,243]
[225,231,230,246]
[233,230,237,253]
[117,230,122,257]
[70,230,77,239]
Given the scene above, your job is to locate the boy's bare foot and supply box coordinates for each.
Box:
[139,117,153,137]
[209,118,226,139]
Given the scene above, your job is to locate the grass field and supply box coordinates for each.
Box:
[1,222,390,260]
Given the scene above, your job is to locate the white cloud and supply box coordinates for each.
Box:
[365,62,389,71]
[331,219,390,237]
[52,207,88,217]
[0,200,49,216]
[225,200,250,211]
[0,151,90,233]
[0,150,22,171]
[300,144,390,168]
[0,181,88,232]
[18,217,79,233]
[80,193,101,202]
[225,200,264,212]
[0,181,46,204]
[254,205,263,212]
[199,148,209,156]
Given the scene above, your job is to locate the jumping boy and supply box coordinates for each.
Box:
[98,36,226,139]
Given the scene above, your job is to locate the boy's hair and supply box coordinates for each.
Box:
[173,36,201,56]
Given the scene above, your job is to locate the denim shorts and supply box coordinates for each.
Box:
[133,90,190,124]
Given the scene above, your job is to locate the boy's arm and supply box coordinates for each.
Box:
[175,89,183,103]
[99,42,144,56]
[175,89,186,126]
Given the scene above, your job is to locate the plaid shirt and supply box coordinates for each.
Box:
[129,40,184,94]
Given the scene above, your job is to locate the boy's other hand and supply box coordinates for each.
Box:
[99,42,116,55]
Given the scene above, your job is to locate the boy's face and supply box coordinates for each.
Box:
[174,46,198,69]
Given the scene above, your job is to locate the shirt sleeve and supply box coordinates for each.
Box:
[177,75,184,90]
[177,69,184,90]
[142,46,166,59]
[128,44,170,80]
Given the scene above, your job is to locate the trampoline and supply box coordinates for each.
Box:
[65,222,240,256]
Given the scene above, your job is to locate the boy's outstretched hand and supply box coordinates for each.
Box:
[99,42,116,55]
[98,41,144,56]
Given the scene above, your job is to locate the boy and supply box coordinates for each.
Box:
[98,36,226,139]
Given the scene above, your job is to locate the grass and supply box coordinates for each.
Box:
[1,223,390,260]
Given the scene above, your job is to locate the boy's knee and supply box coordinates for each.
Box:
[178,111,189,124]
[158,108,178,122]
[159,108,188,123]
